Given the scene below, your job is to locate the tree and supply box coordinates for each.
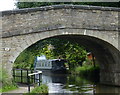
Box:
[29,38,87,69]
[14,38,87,70]
[14,49,35,69]
[15,2,119,9]
[64,43,87,69]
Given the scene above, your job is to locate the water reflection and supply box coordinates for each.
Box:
[42,71,67,84]
[95,84,120,93]
[41,70,120,94]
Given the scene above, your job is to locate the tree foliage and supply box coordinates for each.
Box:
[14,38,87,69]
[14,50,35,69]
[16,2,119,9]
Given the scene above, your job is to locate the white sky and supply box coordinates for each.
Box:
[0,0,17,11]
[0,0,119,11]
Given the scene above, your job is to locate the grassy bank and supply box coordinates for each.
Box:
[31,84,48,94]
[1,84,18,92]
[0,68,18,92]
[70,65,100,82]
[24,84,48,95]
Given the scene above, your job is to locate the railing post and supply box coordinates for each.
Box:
[27,69,29,83]
[31,69,33,83]
[34,74,35,84]
[13,68,15,81]
[21,69,23,83]
[28,76,30,93]
[39,73,41,86]
[27,69,30,93]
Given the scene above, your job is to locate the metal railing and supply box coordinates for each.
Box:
[28,71,42,92]
[12,68,42,92]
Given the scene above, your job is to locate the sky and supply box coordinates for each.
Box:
[0,0,17,11]
[0,0,119,11]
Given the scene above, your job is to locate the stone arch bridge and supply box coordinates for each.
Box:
[1,5,120,86]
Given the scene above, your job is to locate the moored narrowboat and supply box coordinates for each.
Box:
[34,56,67,73]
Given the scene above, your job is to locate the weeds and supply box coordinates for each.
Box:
[0,68,18,92]
[24,84,48,95]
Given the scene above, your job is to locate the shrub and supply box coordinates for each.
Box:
[24,84,48,95]
[0,68,18,92]
[72,65,100,82]
[31,84,48,94]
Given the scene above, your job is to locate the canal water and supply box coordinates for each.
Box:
[41,71,120,94]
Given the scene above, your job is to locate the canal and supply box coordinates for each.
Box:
[41,71,120,94]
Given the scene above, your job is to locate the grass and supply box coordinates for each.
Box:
[31,84,48,93]
[0,68,18,92]
[0,89,2,92]
[24,84,48,95]
[1,84,18,92]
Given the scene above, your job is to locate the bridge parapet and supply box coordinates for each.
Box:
[2,5,119,38]
[2,4,120,15]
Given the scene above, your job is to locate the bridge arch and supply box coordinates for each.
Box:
[4,28,120,86]
[1,5,120,86]
[8,28,119,64]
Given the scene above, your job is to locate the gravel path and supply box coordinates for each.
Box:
[2,84,34,94]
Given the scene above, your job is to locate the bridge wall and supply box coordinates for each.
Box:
[1,5,120,86]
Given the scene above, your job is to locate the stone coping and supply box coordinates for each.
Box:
[1,4,120,16]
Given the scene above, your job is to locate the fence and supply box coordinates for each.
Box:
[12,68,42,92]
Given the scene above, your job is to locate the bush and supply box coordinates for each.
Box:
[72,65,100,82]
[31,84,48,94]
[24,84,48,95]
[0,68,18,92]
[14,50,34,69]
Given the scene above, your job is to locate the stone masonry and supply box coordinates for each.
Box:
[1,5,120,86]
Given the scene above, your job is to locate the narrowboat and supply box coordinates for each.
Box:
[34,55,67,73]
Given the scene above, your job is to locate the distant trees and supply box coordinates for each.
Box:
[14,50,35,69]
[29,38,87,69]
[15,2,119,9]
[14,38,87,69]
